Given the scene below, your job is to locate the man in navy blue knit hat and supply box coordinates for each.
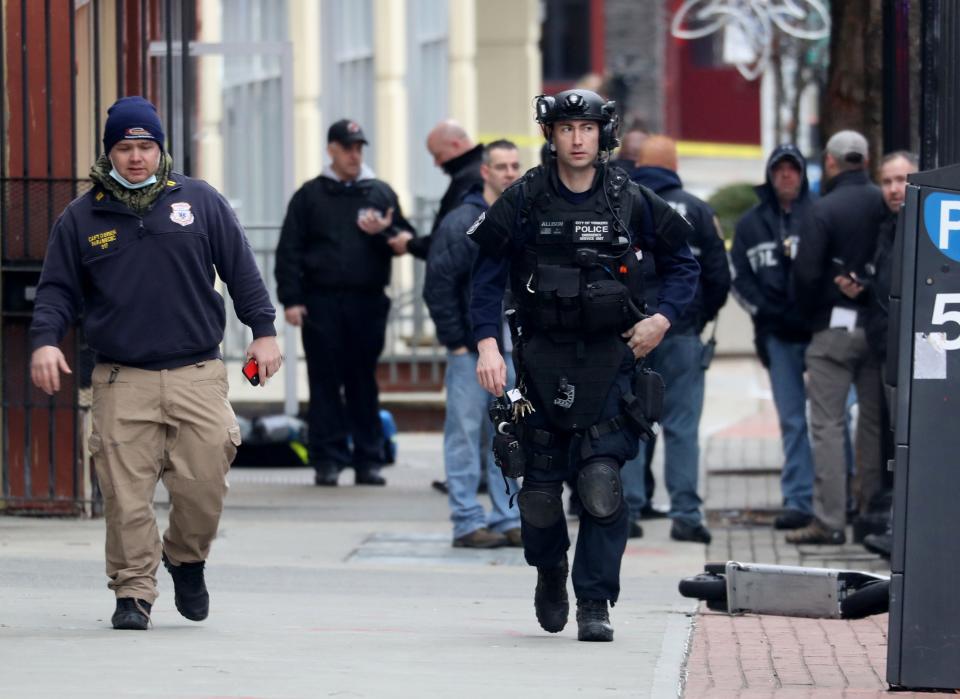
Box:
[102,96,165,153]
[30,96,282,630]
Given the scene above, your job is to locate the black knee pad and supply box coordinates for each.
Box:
[577,457,623,524]
[518,481,564,528]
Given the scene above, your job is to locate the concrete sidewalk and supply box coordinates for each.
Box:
[1,357,948,698]
[0,436,706,699]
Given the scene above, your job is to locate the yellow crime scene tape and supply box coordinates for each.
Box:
[479,133,763,160]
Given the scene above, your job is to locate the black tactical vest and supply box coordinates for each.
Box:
[511,165,642,339]
[510,165,644,430]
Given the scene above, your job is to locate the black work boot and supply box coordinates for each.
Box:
[162,553,209,621]
[863,532,892,559]
[111,597,152,630]
[355,465,386,486]
[534,556,569,633]
[314,463,339,487]
[576,599,614,642]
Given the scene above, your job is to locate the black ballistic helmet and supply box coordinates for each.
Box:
[535,89,620,151]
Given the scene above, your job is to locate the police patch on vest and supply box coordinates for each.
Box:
[573,220,612,243]
[169,202,194,227]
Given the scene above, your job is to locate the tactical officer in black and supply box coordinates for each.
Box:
[469,90,699,641]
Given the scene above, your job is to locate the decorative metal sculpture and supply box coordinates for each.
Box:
[671,0,830,80]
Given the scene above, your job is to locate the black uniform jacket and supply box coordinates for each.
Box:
[275,172,416,306]
[632,166,730,335]
[793,169,887,333]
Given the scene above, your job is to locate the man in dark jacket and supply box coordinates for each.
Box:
[423,140,522,548]
[415,120,486,493]
[393,120,484,261]
[731,143,817,530]
[839,150,917,558]
[275,119,416,487]
[30,96,281,630]
[426,120,484,232]
[862,151,919,361]
[787,130,887,545]
[620,135,731,544]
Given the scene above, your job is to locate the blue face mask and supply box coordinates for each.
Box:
[109,167,158,189]
[108,150,160,189]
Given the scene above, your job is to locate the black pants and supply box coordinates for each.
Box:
[302,290,389,469]
[518,344,639,603]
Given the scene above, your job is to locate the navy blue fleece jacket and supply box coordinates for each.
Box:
[31,172,276,368]
[423,188,489,351]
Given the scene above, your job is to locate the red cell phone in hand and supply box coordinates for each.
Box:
[242,358,260,386]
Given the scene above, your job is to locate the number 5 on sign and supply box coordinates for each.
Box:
[931,293,960,350]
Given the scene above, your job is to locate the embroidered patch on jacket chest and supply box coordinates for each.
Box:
[169,202,195,226]
[87,229,117,250]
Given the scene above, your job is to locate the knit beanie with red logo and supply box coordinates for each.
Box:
[102,96,166,154]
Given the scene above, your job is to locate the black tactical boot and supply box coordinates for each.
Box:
[163,553,209,621]
[111,597,152,630]
[863,532,892,559]
[534,556,569,633]
[576,599,614,642]
[354,465,386,486]
[314,463,339,486]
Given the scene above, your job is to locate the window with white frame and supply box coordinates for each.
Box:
[322,0,376,168]
[221,0,288,227]
[406,0,449,231]
[219,0,289,360]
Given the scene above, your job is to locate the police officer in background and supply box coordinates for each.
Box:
[470,90,699,642]
[276,119,417,488]
[789,130,886,545]
[621,135,731,544]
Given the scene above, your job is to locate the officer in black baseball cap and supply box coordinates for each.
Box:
[276,117,417,488]
[327,118,369,146]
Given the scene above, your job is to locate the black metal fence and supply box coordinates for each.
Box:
[0,0,194,513]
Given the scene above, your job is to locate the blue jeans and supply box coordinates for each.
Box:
[622,333,705,526]
[765,335,814,514]
[444,351,520,539]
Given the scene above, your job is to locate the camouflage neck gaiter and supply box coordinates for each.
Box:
[89,152,174,215]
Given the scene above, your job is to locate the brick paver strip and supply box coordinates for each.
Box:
[683,403,957,697]
[682,609,957,697]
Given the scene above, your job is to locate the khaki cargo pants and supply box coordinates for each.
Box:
[89,360,241,603]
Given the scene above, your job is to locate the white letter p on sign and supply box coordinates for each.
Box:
[939,200,960,249]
